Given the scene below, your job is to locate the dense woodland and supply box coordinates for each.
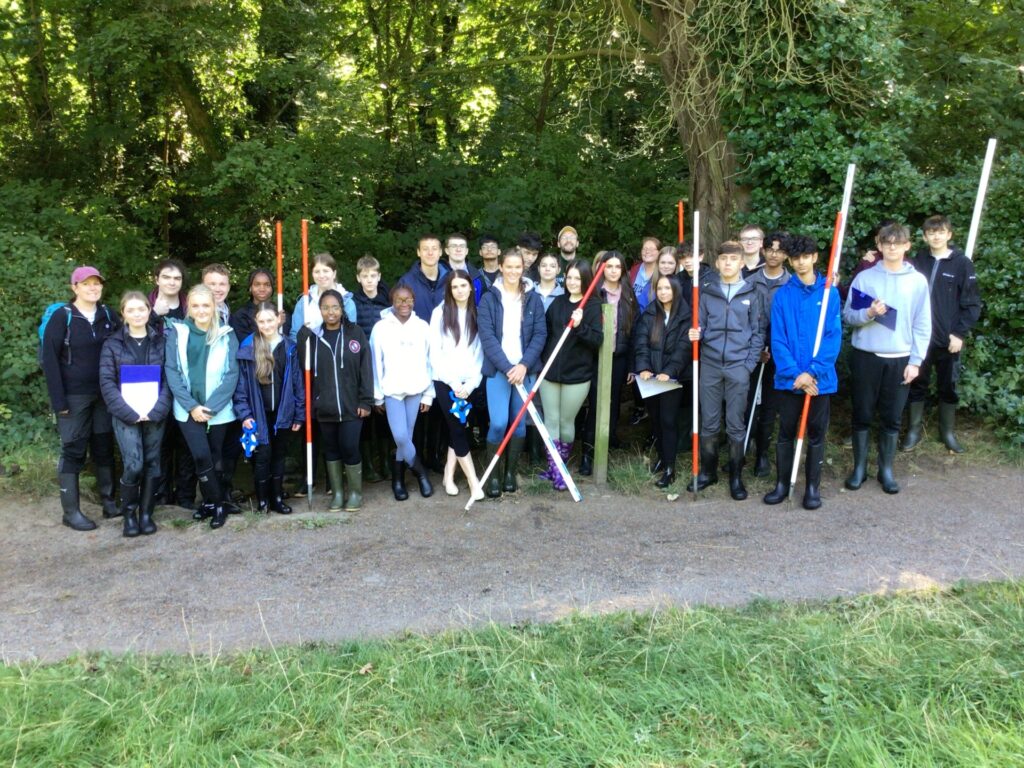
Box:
[0,0,1021,448]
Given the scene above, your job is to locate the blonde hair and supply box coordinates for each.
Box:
[186,284,222,345]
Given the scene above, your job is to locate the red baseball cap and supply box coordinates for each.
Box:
[71,266,105,285]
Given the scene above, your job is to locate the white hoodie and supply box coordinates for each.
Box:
[369,309,434,405]
[428,303,484,394]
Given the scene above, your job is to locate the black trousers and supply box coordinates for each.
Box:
[647,386,685,468]
[178,418,230,476]
[157,417,196,504]
[252,410,291,481]
[746,357,780,445]
[776,389,831,446]
[909,344,960,405]
[319,419,362,465]
[583,352,628,446]
[56,393,114,474]
[434,381,473,457]
[849,348,910,433]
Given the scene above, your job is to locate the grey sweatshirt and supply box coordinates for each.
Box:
[842,261,932,366]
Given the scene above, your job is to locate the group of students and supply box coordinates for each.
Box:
[41,216,979,535]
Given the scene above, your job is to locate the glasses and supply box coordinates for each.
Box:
[878,240,909,248]
[739,237,762,244]
[393,297,415,305]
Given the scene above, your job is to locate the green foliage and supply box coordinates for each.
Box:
[3,581,1024,764]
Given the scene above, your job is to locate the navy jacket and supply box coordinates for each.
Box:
[398,262,450,322]
[352,284,391,340]
[634,299,693,381]
[477,282,548,377]
[41,302,120,412]
[98,325,173,424]
[234,334,305,444]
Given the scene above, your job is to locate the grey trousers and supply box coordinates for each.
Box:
[698,361,750,442]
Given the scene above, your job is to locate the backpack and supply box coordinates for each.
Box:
[38,303,113,367]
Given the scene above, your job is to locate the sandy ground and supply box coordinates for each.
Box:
[2,453,1022,662]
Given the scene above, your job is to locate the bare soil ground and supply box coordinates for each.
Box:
[2,451,1022,662]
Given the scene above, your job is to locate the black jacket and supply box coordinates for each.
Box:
[297,323,373,422]
[541,294,604,384]
[352,285,391,341]
[912,247,981,347]
[230,301,291,344]
[634,299,693,381]
[98,325,173,424]
[41,303,120,412]
[601,287,639,358]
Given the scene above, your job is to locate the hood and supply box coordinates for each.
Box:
[490,276,537,295]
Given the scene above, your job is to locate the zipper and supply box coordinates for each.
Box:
[316,332,344,416]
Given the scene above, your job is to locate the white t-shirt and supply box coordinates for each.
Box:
[500,290,523,364]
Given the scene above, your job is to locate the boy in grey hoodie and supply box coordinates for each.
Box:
[842,223,932,494]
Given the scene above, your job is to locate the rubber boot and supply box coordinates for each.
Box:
[94,464,121,518]
[900,400,925,452]
[361,439,383,483]
[803,441,825,510]
[686,437,719,492]
[120,481,140,538]
[391,457,409,501]
[728,439,748,501]
[343,463,363,511]
[483,443,502,498]
[579,443,594,477]
[655,465,676,489]
[503,437,525,493]
[255,478,270,513]
[409,455,434,498]
[763,440,794,505]
[270,476,292,514]
[325,460,346,511]
[138,474,158,535]
[938,402,965,454]
[457,454,485,501]
[220,471,243,511]
[845,430,869,490]
[198,471,227,529]
[527,426,544,466]
[59,473,96,531]
[443,447,459,496]
[753,421,772,477]
[538,438,557,482]
[876,430,900,494]
[553,441,571,491]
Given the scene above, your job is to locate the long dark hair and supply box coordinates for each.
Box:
[649,276,682,348]
[596,250,637,337]
[247,268,275,302]
[318,288,352,328]
[443,269,478,345]
[564,259,593,298]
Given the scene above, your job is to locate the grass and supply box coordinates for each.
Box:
[2,581,1024,766]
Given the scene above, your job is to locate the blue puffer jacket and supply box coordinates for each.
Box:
[476,280,548,377]
[770,273,841,395]
[397,262,450,322]
[233,334,305,444]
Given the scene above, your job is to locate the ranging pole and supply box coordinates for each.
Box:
[964,138,997,261]
[301,218,313,509]
[690,210,700,500]
[275,220,284,314]
[677,200,684,244]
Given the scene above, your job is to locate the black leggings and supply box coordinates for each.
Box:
[434,381,473,457]
[179,418,230,476]
[319,420,362,465]
[253,410,291,480]
[648,387,685,468]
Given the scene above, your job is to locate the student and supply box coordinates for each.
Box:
[518,231,543,282]
[289,252,357,341]
[477,248,548,496]
[644,246,683,308]
[630,237,661,313]
[763,236,841,509]
[149,258,188,329]
[429,270,485,500]
[900,215,981,454]
[687,241,766,499]
[738,225,765,275]
[99,292,172,536]
[164,285,241,529]
[234,302,305,514]
[534,252,564,311]
[745,231,791,476]
[231,269,288,343]
[538,260,603,490]
[842,223,932,494]
[42,266,121,530]
[582,250,639,472]
[371,285,435,500]
[635,275,691,488]
[351,255,392,482]
[556,225,579,271]
[398,234,450,323]
[297,290,373,512]
[443,233,486,303]
[478,235,501,289]
[202,263,233,327]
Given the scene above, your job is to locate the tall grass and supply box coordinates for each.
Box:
[3,581,1023,766]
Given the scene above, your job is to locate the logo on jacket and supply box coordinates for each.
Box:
[348,340,361,354]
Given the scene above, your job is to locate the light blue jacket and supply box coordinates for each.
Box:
[164,320,239,425]
[289,286,357,343]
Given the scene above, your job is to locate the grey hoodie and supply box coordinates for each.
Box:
[842,261,932,366]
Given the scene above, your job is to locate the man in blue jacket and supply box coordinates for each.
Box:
[763,235,842,510]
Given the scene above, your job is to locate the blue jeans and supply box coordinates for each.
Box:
[485,374,535,443]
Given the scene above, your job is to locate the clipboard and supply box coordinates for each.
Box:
[851,287,897,331]
[120,365,161,417]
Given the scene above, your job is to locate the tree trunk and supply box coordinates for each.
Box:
[166,59,222,164]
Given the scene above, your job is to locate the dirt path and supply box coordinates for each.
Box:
[2,457,1022,662]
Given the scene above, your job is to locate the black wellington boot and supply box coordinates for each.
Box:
[876,430,900,494]
[270,476,292,514]
[900,400,924,452]
[502,437,525,493]
[138,474,158,535]
[753,421,772,477]
[391,457,409,502]
[845,430,869,490]
[120,481,141,538]
[803,441,825,510]
[727,439,748,501]
[763,440,794,505]
[255,478,270,513]
[59,472,97,531]
[938,402,965,454]
[686,436,719,492]
[483,443,502,498]
[409,455,434,498]
[197,471,226,527]
[94,464,121,518]
[579,443,594,477]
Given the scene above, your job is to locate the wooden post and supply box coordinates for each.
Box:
[593,303,615,485]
